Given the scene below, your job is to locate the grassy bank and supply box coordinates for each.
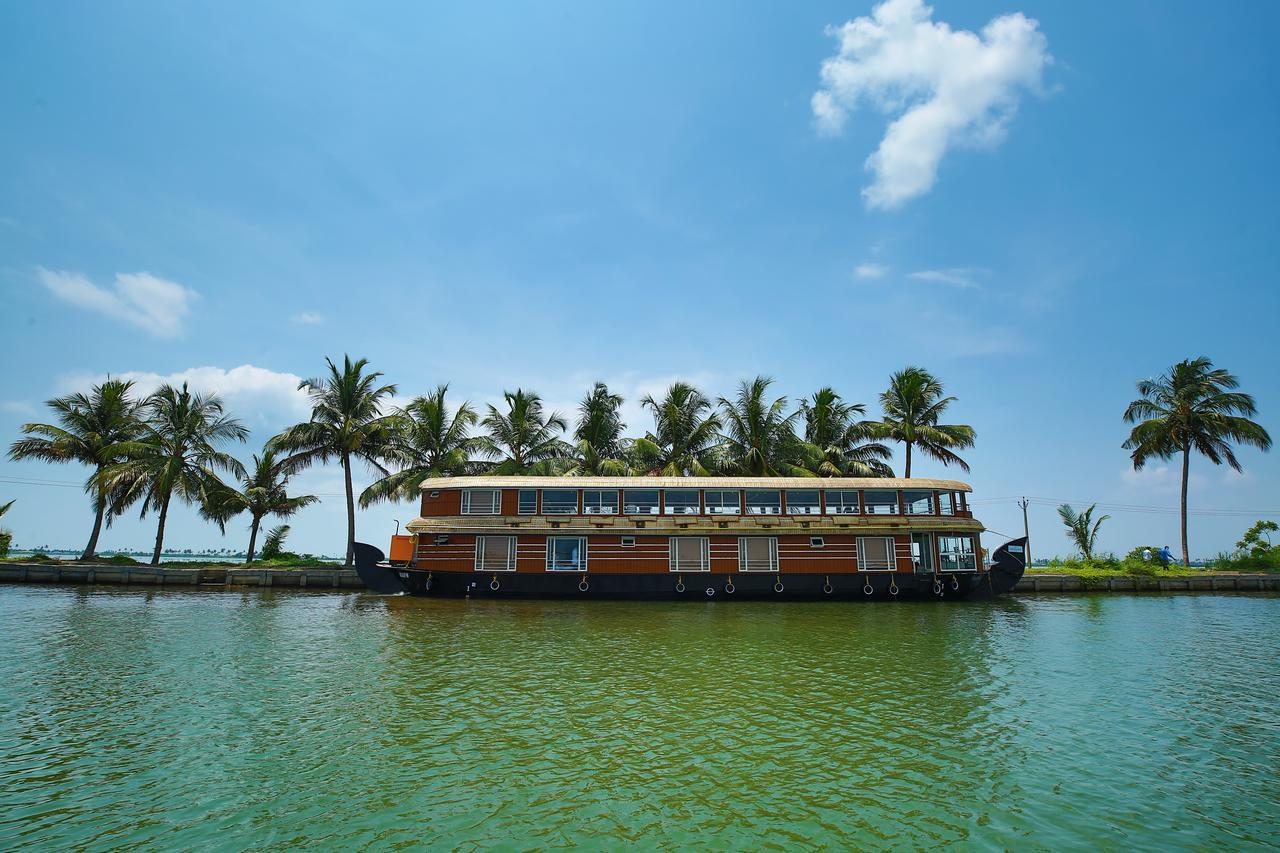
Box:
[1,553,340,569]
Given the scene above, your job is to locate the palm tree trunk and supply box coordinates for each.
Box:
[343,452,356,567]
[81,495,106,561]
[151,491,172,566]
[246,515,261,563]
[904,442,912,478]
[1180,447,1190,566]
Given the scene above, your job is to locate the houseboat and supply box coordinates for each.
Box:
[354,476,1027,600]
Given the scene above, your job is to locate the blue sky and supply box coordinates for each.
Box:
[2,0,1277,560]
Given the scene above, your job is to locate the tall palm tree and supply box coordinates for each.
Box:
[269,355,399,566]
[715,376,807,476]
[360,384,480,507]
[1057,503,1109,562]
[875,367,976,478]
[8,380,144,560]
[1123,356,1271,565]
[204,448,318,562]
[565,382,631,475]
[477,389,570,474]
[631,382,722,476]
[99,383,248,565]
[797,387,894,477]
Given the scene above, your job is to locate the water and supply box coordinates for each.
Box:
[1,587,1277,850]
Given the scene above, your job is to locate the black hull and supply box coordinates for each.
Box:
[385,566,999,601]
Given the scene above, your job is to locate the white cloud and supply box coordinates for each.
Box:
[812,0,1052,208]
[60,364,311,428]
[854,263,888,279]
[37,267,198,337]
[1121,464,1207,495]
[291,312,324,325]
[909,267,983,289]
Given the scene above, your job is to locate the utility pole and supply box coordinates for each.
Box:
[1018,497,1031,568]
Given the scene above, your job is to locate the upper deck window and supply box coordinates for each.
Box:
[825,490,860,515]
[864,490,899,515]
[786,490,821,515]
[623,489,659,515]
[938,535,977,571]
[705,490,741,515]
[745,490,782,515]
[903,490,934,515]
[664,490,700,515]
[583,490,618,514]
[461,489,501,515]
[541,489,578,515]
[518,489,538,515]
[938,492,956,516]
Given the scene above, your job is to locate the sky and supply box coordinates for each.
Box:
[1,0,1277,561]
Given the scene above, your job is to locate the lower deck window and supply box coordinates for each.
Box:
[938,535,977,571]
[546,537,587,571]
[857,536,896,571]
[669,537,710,572]
[738,537,779,572]
[475,536,516,572]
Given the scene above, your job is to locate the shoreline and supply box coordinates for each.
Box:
[1,562,1277,594]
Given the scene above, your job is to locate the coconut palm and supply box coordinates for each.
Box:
[99,383,248,565]
[203,448,318,562]
[360,385,480,507]
[631,382,722,476]
[269,355,399,566]
[477,389,570,474]
[8,380,144,560]
[1123,356,1271,565]
[875,367,976,478]
[714,376,807,476]
[565,382,631,475]
[1057,503,1109,562]
[797,387,894,477]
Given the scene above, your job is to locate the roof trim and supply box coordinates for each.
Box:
[418,475,972,492]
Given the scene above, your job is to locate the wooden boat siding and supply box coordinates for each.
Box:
[412,532,951,575]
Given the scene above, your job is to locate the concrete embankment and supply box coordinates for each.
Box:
[2,562,1278,594]
[0,562,363,589]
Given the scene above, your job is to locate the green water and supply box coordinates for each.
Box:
[1,587,1277,850]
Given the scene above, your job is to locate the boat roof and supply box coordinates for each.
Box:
[419,475,972,492]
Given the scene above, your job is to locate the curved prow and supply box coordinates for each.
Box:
[353,541,409,594]
[988,537,1028,595]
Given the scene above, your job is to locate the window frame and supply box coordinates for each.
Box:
[938,535,977,572]
[474,535,516,572]
[623,489,660,515]
[857,536,897,572]
[461,489,501,515]
[937,491,956,516]
[903,490,935,515]
[863,490,900,515]
[545,536,588,572]
[824,490,861,515]
[663,489,701,516]
[583,489,619,515]
[786,490,822,515]
[540,489,579,515]
[517,489,538,515]
[669,536,710,572]
[738,537,779,572]
[704,490,742,516]
[809,536,825,548]
[745,490,782,516]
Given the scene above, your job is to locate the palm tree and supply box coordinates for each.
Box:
[99,383,248,565]
[797,387,894,477]
[565,382,631,475]
[8,380,144,560]
[269,355,399,566]
[875,367,976,478]
[204,448,318,562]
[477,389,570,474]
[361,385,480,507]
[1123,356,1271,565]
[631,382,722,476]
[1057,503,1109,562]
[715,376,807,476]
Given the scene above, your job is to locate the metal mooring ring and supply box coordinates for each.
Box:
[725,580,735,594]
[490,578,500,591]
[705,587,715,597]
[578,579,589,592]
[889,581,899,596]
[774,581,785,593]
[676,581,686,593]
[863,583,874,596]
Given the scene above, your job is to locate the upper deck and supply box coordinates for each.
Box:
[407,476,981,535]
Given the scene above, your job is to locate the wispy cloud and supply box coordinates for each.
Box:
[812,0,1052,209]
[0,401,37,416]
[37,267,198,337]
[854,263,888,279]
[290,312,324,325]
[908,267,984,289]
